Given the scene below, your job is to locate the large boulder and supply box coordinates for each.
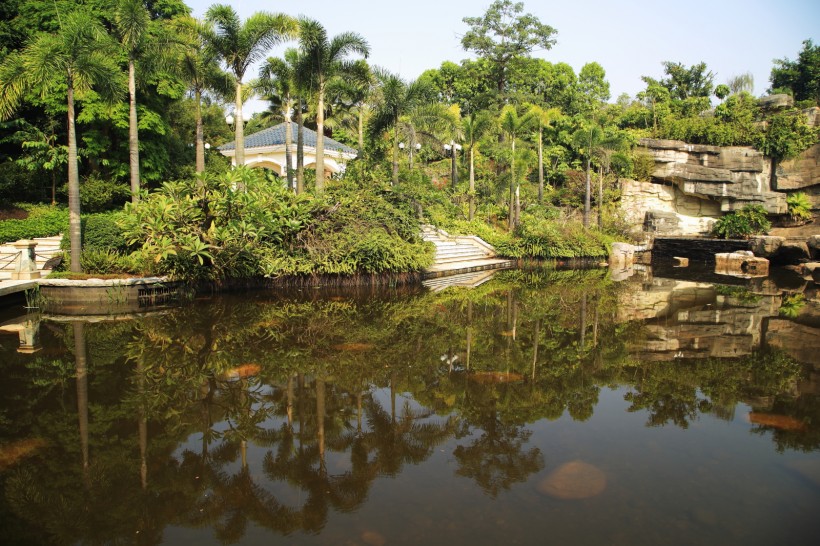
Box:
[750,236,785,257]
[758,94,794,111]
[775,143,820,191]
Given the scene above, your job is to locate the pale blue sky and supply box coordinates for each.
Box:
[187,0,820,112]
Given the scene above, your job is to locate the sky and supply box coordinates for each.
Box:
[186,0,820,114]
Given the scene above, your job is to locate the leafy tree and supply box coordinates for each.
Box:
[204,4,296,167]
[295,18,369,193]
[658,61,715,100]
[769,39,820,105]
[714,84,730,100]
[577,62,610,113]
[0,8,122,272]
[572,119,604,229]
[525,104,561,203]
[1,118,67,204]
[461,0,557,100]
[727,72,754,95]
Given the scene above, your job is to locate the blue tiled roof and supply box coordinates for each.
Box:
[218,121,357,155]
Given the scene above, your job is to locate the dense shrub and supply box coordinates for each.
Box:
[82,212,130,252]
[0,204,67,243]
[712,205,771,239]
[120,168,434,282]
[495,214,612,259]
[80,175,132,213]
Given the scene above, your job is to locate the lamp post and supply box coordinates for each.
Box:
[443,141,462,191]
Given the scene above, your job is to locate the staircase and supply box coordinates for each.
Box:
[421,225,512,282]
[0,235,63,280]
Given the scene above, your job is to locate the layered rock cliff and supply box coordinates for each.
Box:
[621,107,819,237]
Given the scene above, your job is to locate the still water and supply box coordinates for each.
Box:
[1,267,819,545]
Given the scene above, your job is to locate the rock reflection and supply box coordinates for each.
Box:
[0,266,817,544]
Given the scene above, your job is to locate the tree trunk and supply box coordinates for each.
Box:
[195,89,205,174]
[315,83,326,193]
[450,145,458,191]
[598,164,604,230]
[508,138,518,230]
[468,145,476,221]
[129,60,140,203]
[284,100,294,191]
[316,378,326,475]
[584,156,591,229]
[392,123,399,186]
[234,80,245,166]
[73,321,89,484]
[66,81,82,273]
[537,126,544,203]
[357,105,364,155]
[296,99,304,194]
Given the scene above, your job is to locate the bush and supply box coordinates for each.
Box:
[632,152,655,182]
[80,175,132,213]
[787,192,813,222]
[495,214,612,259]
[0,204,67,243]
[83,212,129,251]
[712,205,771,239]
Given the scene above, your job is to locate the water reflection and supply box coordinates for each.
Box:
[0,267,818,544]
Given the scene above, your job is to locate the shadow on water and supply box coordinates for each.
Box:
[0,266,819,545]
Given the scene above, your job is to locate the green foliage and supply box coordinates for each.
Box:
[786,192,813,222]
[632,151,655,181]
[79,175,131,213]
[769,39,820,105]
[756,111,819,161]
[0,204,67,243]
[82,212,129,252]
[778,293,806,319]
[496,213,612,259]
[712,205,771,239]
[119,168,432,282]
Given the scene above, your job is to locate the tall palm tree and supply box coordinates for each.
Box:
[113,0,151,203]
[205,4,296,167]
[173,16,232,175]
[462,111,493,220]
[525,104,562,203]
[0,9,122,273]
[296,18,369,193]
[572,118,605,229]
[369,70,433,186]
[258,53,298,190]
[499,104,535,229]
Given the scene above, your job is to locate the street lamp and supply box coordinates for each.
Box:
[225,114,234,126]
[443,141,462,191]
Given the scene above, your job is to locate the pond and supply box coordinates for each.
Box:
[1,266,819,545]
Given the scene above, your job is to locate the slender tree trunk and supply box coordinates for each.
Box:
[66,81,82,273]
[537,126,544,203]
[450,146,458,191]
[315,83,326,193]
[296,99,304,194]
[508,138,515,230]
[51,171,56,206]
[357,106,364,153]
[532,319,540,381]
[284,100,294,191]
[584,156,591,229]
[73,321,89,485]
[598,164,604,230]
[234,80,245,166]
[195,89,205,174]
[469,145,476,221]
[392,123,399,186]
[316,378,326,474]
[129,60,140,203]
[286,374,294,429]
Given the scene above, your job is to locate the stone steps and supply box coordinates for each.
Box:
[422,270,498,292]
[421,225,512,285]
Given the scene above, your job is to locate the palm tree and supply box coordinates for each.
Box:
[573,117,622,229]
[258,53,298,190]
[296,18,369,193]
[462,111,493,220]
[112,0,151,203]
[205,4,296,167]
[526,104,562,203]
[498,104,535,229]
[369,70,433,186]
[173,16,232,175]
[0,9,122,272]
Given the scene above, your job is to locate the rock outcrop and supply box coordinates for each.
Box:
[637,138,786,214]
